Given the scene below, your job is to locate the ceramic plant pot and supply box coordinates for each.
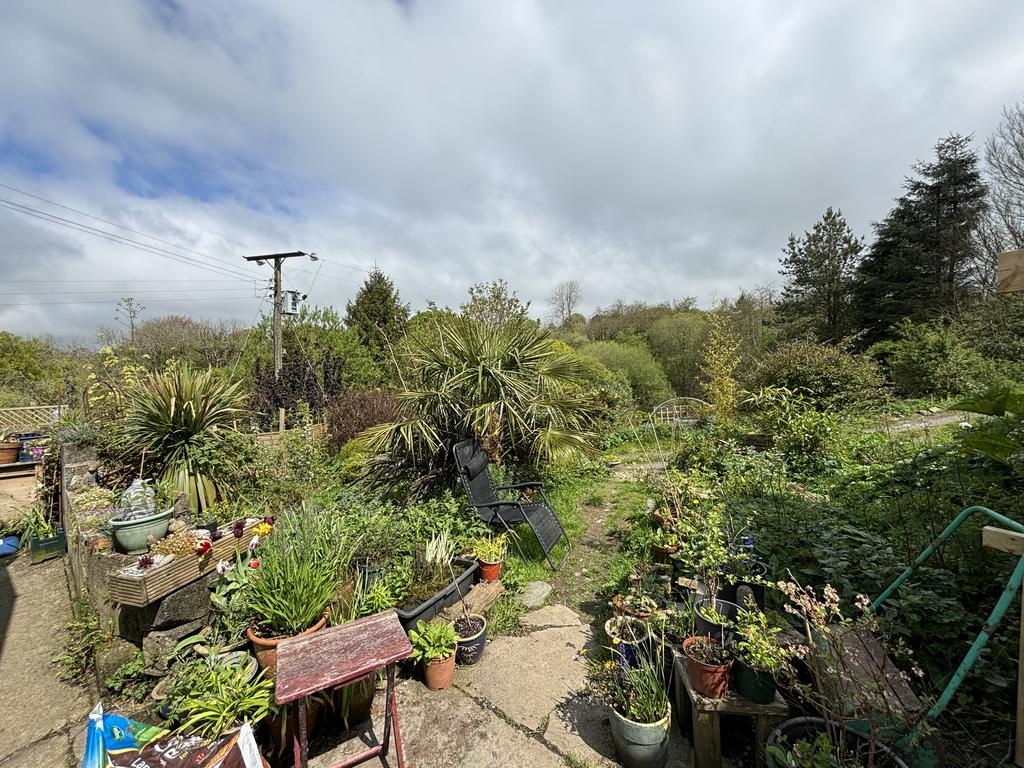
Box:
[478,559,502,582]
[423,654,456,690]
[605,616,652,669]
[455,613,488,665]
[109,508,173,554]
[248,614,328,679]
[682,636,732,699]
[608,703,671,768]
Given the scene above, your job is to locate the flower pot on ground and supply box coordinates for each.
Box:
[0,439,19,464]
[607,651,672,768]
[332,674,376,731]
[694,597,744,647]
[470,533,508,582]
[682,636,732,698]
[733,600,790,705]
[109,508,173,554]
[409,619,458,690]
[245,505,357,677]
[605,615,652,669]
[765,717,910,768]
[651,529,680,561]
[454,613,488,665]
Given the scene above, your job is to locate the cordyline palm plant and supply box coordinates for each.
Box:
[362,314,598,493]
[119,365,247,513]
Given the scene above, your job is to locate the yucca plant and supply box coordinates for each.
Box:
[362,314,599,491]
[118,365,247,513]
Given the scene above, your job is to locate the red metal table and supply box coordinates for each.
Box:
[275,610,413,768]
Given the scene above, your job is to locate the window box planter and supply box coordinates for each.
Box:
[395,557,479,630]
[29,529,66,564]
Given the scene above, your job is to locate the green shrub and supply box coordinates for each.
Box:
[581,340,674,410]
[750,337,883,408]
[870,320,991,397]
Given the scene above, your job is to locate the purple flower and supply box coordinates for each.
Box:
[248,535,260,552]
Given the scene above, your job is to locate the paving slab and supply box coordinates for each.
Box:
[0,733,72,768]
[522,603,581,629]
[518,580,552,608]
[308,678,565,768]
[455,622,593,731]
[0,554,92,763]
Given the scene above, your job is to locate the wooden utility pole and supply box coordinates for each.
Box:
[244,251,310,432]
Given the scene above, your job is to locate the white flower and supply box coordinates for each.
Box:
[248,535,260,552]
[215,560,231,575]
[959,422,972,430]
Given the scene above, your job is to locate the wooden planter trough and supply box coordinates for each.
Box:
[109,520,259,607]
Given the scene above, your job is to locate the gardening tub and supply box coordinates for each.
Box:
[766,717,910,768]
[29,529,66,564]
[609,703,671,768]
[395,557,479,630]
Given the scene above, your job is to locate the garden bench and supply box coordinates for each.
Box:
[276,610,413,768]
[672,653,788,768]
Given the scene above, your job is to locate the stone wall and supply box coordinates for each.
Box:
[61,445,213,675]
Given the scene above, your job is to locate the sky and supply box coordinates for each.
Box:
[2,0,1024,340]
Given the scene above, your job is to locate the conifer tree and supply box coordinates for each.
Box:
[344,268,410,361]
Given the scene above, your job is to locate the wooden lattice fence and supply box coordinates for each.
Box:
[0,405,61,435]
[649,397,711,427]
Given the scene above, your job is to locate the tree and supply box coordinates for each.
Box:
[460,280,532,329]
[115,297,145,345]
[548,280,582,327]
[699,312,741,432]
[853,135,989,342]
[779,208,863,340]
[986,103,1024,250]
[344,268,410,361]
[646,312,708,396]
[581,340,674,409]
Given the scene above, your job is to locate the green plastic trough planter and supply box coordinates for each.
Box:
[109,508,173,554]
[29,529,66,564]
[608,703,671,768]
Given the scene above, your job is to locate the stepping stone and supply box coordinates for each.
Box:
[523,604,581,628]
[518,580,552,608]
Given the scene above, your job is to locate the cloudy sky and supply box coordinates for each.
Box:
[2,1,1023,339]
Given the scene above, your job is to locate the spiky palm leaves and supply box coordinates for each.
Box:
[119,365,247,513]
[362,315,598,491]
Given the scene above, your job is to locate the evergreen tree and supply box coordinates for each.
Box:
[344,268,410,361]
[853,135,988,342]
[779,207,863,340]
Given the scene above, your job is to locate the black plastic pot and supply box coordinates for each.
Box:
[694,598,744,647]
[765,717,910,768]
[395,558,479,630]
[718,559,769,610]
[734,658,776,704]
[455,613,487,665]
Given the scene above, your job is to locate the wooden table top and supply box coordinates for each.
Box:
[275,611,412,705]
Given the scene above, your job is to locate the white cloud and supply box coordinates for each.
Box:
[1,0,1023,337]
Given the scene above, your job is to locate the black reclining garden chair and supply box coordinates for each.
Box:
[453,439,571,570]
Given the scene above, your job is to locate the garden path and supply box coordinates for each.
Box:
[0,554,92,768]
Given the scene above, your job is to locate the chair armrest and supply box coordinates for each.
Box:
[473,500,524,511]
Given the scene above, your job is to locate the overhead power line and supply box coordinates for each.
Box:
[2,295,264,307]
[0,199,259,282]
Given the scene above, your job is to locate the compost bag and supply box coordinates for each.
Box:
[80,705,264,768]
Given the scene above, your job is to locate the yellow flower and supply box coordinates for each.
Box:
[578,648,589,655]
[604,660,615,669]
[612,638,620,645]
[254,522,272,537]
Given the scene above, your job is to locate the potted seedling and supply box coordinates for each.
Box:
[604,453,623,468]
[734,600,790,704]
[605,650,672,768]
[470,532,508,582]
[651,528,681,558]
[605,614,652,669]
[694,596,745,647]
[408,620,458,690]
[682,635,732,698]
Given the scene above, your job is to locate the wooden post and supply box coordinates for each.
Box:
[997,250,1024,294]
[981,526,1024,765]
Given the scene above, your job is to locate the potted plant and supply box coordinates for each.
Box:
[175,661,273,739]
[21,506,66,564]
[682,635,732,698]
[109,480,173,554]
[408,620,458,690]
[651,528,680,559]
[246,507,355,677]
[733,601,790,704]
[604,453,622,467]
[605,615,651,668]
[470,533,508,582]
[767,580,919,766]
[694,596,744,647]
[605,650,672,768]
[0,430,19,464]
[454,612,488,665]
[395,530,479,629]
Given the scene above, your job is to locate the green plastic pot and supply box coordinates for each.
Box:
[109,508,173,554]
[734,658,776,704]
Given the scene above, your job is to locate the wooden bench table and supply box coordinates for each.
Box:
[276,611,413,768]
[673,654,788,768]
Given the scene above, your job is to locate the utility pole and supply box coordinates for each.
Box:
[244,251,312,432]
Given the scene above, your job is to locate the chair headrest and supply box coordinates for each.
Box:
[463,450,489,480]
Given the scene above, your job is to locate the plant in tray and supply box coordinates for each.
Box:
[409,620,458,690]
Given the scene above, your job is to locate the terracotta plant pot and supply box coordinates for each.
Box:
[423,654,456,690]
[478,559,502,582]
[682,636,732,699]
[248,614,328,679]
